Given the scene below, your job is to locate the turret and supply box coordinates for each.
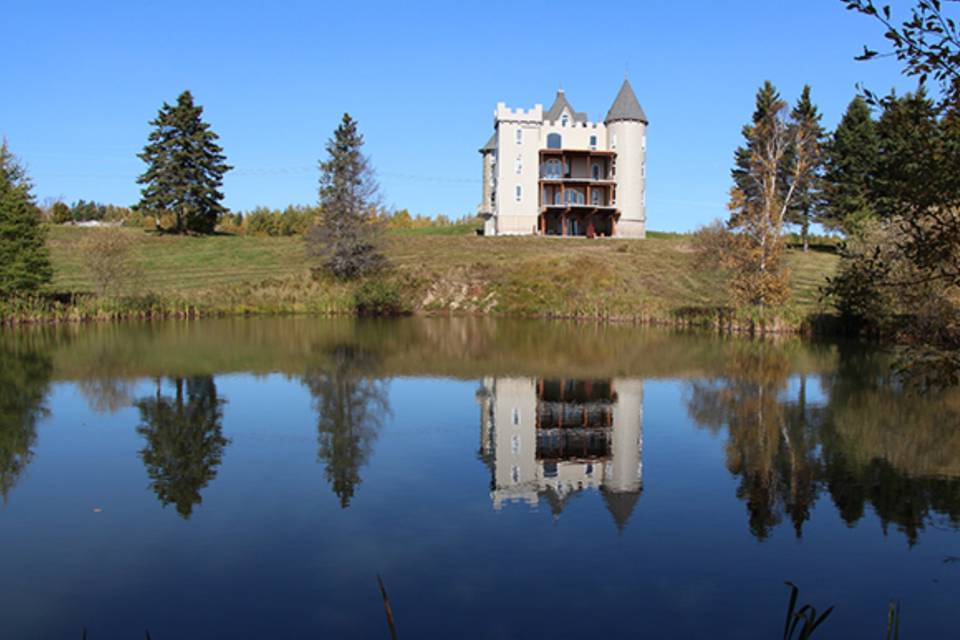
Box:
[605,79,648,239]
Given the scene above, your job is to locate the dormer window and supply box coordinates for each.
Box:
[561,114,569,127]
[589,135,597,150]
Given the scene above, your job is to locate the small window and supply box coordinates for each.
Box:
[591,189,601,205]
[512,465,520,482]
[546,133,562,149]
[589,135,597,150]
[515,154,522,175]
[511,434,520,454]
[512,407,520,425]
[611,133,617,149]
[611,187,616,205]
[515,128,522,144]
[515,185,522,203]
[561,114,569,127]
[611,158,617,177]
[592,164,601,180]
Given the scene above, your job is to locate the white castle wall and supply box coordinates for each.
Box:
[607,120,647,238]
[493,104,543,235]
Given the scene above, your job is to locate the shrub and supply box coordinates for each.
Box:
[79,228,141,296]
[354,278,406,316]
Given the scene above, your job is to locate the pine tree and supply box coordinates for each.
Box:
[731,81,785,225]
[0,141,53,297]
[873,89,942,219]
[786,86,826,252]
[820,96,879,234]
[136,91,232,234]
[306,113,385,280]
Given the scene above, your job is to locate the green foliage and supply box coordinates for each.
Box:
[50,201,71,224]
[0,141,53,297]
[136,90,232,234]
[306,114,385,280]
[236,205,314,236]
[354,278,407,316]
[785,86,827,250]
[820,96,880,234]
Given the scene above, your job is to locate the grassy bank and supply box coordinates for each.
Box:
[4,225,840,328]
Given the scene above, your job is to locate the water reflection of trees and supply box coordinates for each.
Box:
[303,346,390,508]
[686,343,960,543]
[135,376,228,518]
[0,343,52,502]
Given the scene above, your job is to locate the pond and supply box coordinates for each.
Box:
[1,317,958,638]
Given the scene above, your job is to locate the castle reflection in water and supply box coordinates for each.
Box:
[477,378,643,530]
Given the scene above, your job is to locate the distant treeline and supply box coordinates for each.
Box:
[39,200,476,237]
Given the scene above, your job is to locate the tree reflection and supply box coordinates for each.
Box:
[303,345,390,508]
[687,343,821,539]
[135,376,228,518]
[0,343,51,502]
[687,341,960,543]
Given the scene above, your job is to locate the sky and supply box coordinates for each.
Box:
[2,0,917,232]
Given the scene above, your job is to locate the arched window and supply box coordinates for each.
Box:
[561,114,569,127]
[546,133,562,149]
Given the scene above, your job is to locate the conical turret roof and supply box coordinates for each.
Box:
[605,79,648,124]
[600,487,642,532]
[479,132,496,153]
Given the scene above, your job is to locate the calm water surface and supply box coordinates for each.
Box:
[1,318,958,638]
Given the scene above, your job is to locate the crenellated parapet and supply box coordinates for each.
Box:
[495,103,543,124]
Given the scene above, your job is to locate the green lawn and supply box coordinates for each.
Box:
[45,225,839,322]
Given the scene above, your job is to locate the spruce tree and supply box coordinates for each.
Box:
[820,96,879,234]
[0,141,53,297]
[786,86,826,252]
[136,91,232,234]
[306,113,384,280]
[731,81,784,224]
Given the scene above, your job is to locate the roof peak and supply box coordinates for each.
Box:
[605,78,648,125]
[545,89,587,124]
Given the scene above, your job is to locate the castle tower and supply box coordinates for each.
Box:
[605,79,648,239]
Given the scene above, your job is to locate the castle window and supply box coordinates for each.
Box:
[589,135,597,150]
[515,154,522,175]
[516,128,522,144]
[611,133,617,149]
[592,163,601,180]
[561,114,569,127]
[591,189,601,205]
[546,133,562,149]
[544,158,562,179]
[515,185,522,202]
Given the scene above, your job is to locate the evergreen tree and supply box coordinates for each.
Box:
[136,91,232,234]
[731,81,785,224]
[786,86,826,252]
[873,89,942,219]
[820,96,880,234]
[0,141,52,297]
[305,114,384,279]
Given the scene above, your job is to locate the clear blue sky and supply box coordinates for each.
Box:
[3,0,914,232]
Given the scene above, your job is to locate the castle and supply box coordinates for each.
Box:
[477,377,644,530]
[478,79,648,238]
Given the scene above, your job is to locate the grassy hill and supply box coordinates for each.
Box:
[39,225,839,326]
